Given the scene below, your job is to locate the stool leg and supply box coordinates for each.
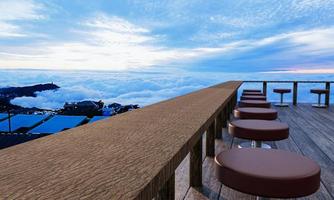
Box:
[275,93,288,107]
[251,141,262,148]
[230,137,234,149]
[280,93,283,104]
[256,196,269,200]
[312,93,327,108]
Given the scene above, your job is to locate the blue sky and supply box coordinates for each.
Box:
[1,0,334,72]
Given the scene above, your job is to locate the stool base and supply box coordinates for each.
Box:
[312,104,327,108]
[274,103,289,107]
[256,197,269,200]
[238,141,271,149]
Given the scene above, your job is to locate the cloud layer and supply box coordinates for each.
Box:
[2,69,333,109]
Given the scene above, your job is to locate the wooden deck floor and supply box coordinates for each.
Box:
[175,104,334,200]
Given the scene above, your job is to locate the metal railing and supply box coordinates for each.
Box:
[243,81,332,106]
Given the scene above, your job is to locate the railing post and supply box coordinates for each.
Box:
[226,102,231,121]
[215,113,222,139]
[206,122,215,157]
[325,82,330,106]
[156,173,175,200]
[190,137,202,187]
[222,107,227,128]
[230,92,237,109]
[263,81,267,96]
[293,81,298,106]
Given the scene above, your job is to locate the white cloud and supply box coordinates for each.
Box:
[0,22,26,38]
[4,69,333,109]
[0,13,244,71]
[0,0,44,38]
[8,70,223,109]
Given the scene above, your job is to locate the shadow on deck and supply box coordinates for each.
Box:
[175,104,334,200]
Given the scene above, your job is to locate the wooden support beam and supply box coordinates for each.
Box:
[206,122,215,157]
[226,103,231,121]
[190,137,202,187]
[263,81,267,96]
[325,82,330,106]
[293,81,298,106]
[156,173,175,200]
[215,114,222,139]
[222,107,227,128]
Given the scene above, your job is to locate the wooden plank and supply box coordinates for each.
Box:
[293,81,298,105]
[157,173,175,200]
[296,105,334,143]
[215,113,222,139]
[185,139,226,200]
[275,109,333,200]
[325,82,330,106]
[287,105,334,162]
[277,106,334,198]
[0,81,242,199]
[263,81,267,96]
[206,122,215,157]
[182,104,334,200]
[175,154,189,200]
[190,137,203,188]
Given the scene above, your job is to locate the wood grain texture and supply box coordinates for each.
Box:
[293,81,298,105]
[181,104,333,200]
[0,81,242,199]
[205,123,215,157]
[325,82,330,106]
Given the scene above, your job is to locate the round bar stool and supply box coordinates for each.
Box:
[234,107,277,120]
[240,95,266,101]
[242,92,264,96]
[310,89,329,108]
[228,119,289,148]
[239,100,271,108]
[215,148,321,199]
[273,89,291,107]
[243,89,262,93]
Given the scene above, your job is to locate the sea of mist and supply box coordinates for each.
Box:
[0,69,333,109]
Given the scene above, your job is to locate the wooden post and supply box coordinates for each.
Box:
[225,100,231,121]
[325,82,330,106]
[293,81,298,106]
[215,114,222,139]
[206,122,215,157]
[222,107,227,128]
[190,137,202,187]
[263,81,267,96]
[156,173,175,200]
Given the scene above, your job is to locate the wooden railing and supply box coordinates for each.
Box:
[0,81,242,199]
[243,81,333,106]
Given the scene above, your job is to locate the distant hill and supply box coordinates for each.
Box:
[0,83,59,112]
[0,83,59,99]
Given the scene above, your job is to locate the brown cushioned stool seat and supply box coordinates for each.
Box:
[310,89,329,94]
[229,119,288,148]
[240,95,266,101]
[229,119,289,141]
[234,107,277,120]
[239,100,271,108]
[273,88,291,107]
[310,89,329,108]
[273,89,291,93]
[215,148,321,198]
[242,92,264,96]
[243,89,262,93]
